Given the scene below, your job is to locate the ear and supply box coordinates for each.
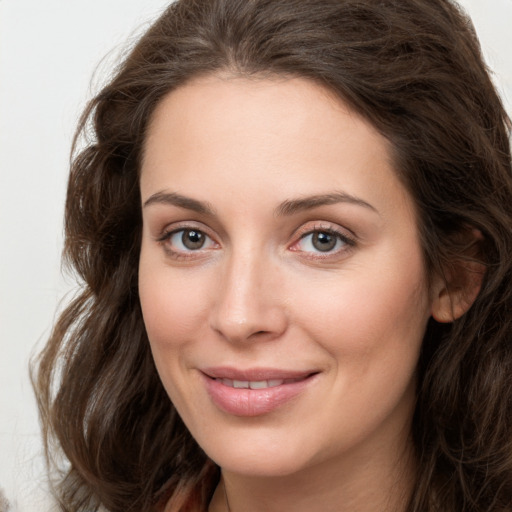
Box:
[431,230,486,323]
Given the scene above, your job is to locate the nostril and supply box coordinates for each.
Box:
[248,329,277,341]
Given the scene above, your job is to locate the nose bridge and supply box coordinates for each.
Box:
[210,243,287,343]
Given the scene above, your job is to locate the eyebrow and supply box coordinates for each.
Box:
[275,192,379,216]
[143,190,378,217]
[143,191,216,215]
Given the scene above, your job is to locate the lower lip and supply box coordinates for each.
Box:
[202,374,316,417]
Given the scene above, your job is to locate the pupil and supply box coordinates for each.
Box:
[182,230,204,250]
[312,232,336,252]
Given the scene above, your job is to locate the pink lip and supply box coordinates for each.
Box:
[201,367,318,417]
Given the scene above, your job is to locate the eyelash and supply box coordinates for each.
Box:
[156,223,356,260]
[290,224,356,259]
[156,224,218,260]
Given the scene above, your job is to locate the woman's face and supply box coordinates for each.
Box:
[139,76,434,478]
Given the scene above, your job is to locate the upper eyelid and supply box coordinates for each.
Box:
[293,229,355,248]
[156,221,217,240]
[292,221,356,241]
[300,228,354,242]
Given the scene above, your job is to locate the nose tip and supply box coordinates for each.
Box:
[209,255,288,344]
[211,305,287,343]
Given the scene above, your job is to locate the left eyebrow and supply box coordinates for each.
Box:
[275,192,379,216]
[143,191,216,216]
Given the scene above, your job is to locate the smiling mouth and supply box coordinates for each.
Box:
[202,369,318,416]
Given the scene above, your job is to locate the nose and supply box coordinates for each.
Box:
[209,249,288,344]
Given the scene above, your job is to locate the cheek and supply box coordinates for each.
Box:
[295,253,430,364]
[138,257,215,413]
[138,254,212,359]
[140,278,189,346]
[291,258,430,445]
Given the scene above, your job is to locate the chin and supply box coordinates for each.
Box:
[214,453,312,478]
[199,430,319,478]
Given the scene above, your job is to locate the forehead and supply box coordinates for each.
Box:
[140,75,413,221]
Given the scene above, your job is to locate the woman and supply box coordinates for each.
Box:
[33,0,512,511]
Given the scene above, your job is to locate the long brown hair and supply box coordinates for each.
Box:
[33,0,512,510]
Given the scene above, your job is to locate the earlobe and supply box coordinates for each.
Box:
[431,260,485,323]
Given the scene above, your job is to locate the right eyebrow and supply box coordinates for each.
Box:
[275,191,379,217]
[143,191,216,216]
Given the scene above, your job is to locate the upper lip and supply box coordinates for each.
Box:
[201,366,317,381]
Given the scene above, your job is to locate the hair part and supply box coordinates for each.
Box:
[33,1,512,510]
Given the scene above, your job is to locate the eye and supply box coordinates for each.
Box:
[162,228,217,253]
[293,228,354,255]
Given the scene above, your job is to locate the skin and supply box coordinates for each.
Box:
[139,75,443,512]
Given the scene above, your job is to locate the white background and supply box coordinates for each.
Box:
[1,0,511,510]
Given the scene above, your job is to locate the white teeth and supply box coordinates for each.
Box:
[249,380,268,389]
[216,378,286,389]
